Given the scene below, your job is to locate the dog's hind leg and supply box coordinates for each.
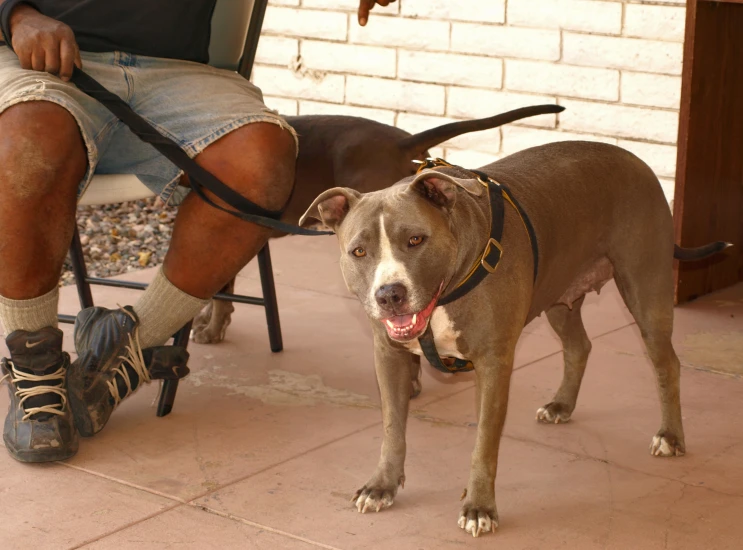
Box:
[537,295,591,424]
[612,252,685,457]
[191,279,236,344]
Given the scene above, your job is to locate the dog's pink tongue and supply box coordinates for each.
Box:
[389,314,414,327]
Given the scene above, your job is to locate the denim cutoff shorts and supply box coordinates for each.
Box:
[0,46,297,205]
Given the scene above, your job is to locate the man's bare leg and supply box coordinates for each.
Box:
[68,121,296,436]
[131,122,296,349]
[0,102,86,303]
[0,101,87,462]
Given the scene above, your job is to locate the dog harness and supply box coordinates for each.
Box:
[413,158,539,374]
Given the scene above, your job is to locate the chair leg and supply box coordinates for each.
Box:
[69,226,95,309]
[156,320,192,418]
[257,244,283,353]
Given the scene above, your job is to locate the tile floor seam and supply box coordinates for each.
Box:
[67,502,185,550]
[500,432,743,499]
[190,503,344,550]
[55,461,188,504]
[185,419,383,504]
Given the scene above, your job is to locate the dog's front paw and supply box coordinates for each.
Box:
[650,432,685,457]
[458,501,499,538]
[353,476,404,514]
[536,402,572,424]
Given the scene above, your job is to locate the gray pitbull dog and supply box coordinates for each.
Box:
[298,141,729,538]
[191,105,562,345]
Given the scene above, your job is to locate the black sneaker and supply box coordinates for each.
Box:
[67,306,190,437]
[2,327,78,462]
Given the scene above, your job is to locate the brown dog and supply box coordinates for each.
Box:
[190,105,563,345]
[298,141,730,537]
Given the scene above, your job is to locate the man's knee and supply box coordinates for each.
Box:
[197,121,297,212]
[0,102,87,200]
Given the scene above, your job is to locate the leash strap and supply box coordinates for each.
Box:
[0,3,332,236]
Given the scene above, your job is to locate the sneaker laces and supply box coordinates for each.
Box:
[106,307,151,408]
[1,360,67,420]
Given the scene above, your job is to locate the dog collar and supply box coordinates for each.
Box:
[412,158,539,374]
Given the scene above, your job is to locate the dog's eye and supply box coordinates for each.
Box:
[352,247,366,257]
[408,236,424,247]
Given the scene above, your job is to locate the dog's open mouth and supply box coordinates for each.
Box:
[381,283,443,342]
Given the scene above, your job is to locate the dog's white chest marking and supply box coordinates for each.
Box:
[370,214,413,308]
[405,307,464,359]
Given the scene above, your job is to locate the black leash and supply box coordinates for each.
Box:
[1,0,332,236]
[414,160,539,374]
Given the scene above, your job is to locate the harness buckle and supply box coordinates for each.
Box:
[480,238,503,274]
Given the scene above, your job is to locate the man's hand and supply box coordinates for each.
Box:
[9,4,81,81]
[358,0,396,27]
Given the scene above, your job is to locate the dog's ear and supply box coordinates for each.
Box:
[299,187,361,231]
[408,171,483,211]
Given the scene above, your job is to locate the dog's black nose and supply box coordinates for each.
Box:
[375,283,408,308]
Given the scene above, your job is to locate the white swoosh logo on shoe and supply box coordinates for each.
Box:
[25,340,44,349]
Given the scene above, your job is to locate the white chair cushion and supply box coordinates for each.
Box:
[78,174,156,206]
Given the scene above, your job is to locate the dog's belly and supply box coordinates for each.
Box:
[404,307,465,359]
[555,256,615,308]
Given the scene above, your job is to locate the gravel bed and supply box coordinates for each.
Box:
[61,198,176,286]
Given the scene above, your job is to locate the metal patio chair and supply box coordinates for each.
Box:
[58,0,281,417]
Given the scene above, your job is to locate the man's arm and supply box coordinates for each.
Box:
[357,0,396,27]
[1,0,80,80]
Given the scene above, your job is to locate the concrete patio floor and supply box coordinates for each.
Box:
[1,235,742,549]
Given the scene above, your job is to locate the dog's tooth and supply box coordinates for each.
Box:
[386,320,394,329]
[412,313,417,324]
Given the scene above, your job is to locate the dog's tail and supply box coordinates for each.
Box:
[674,242,733,261]
[398,104,565,156]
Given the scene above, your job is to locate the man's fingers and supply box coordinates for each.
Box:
[358,0,395,26]
[59,39,76,81]
[16,48,33,71]
[357,0,375,26]
[31,47,45,71]
[44,40,61,76]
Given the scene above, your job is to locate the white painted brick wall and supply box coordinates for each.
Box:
[560,99,679,143]
[401,0,505,24]
[451,23,561,61]
[621,72,682,109]
[263,7,347,41]
[398,51,503,88]
[252,66,345,103]
[349,17,449,50]
[255,36,298,66]
[508,0,622,35]
[624,5,687,42]
[506,61,619,101]
[346,76,445,115]
[256,0,687,201]
[563,33,683,75]
[264,96,299,116]
[301,41,396,77]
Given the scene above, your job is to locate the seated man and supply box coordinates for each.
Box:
[0,0,394,463]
